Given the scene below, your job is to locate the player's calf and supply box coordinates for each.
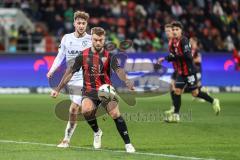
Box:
[106,102,135,152]
[58,102,80,147]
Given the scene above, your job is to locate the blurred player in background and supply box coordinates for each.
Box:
[47,11,92,148]
[50,27,136,153]
[190,37,202,88]
[159,24,176,116]
[190,37,210,102]
[159,21,221,122]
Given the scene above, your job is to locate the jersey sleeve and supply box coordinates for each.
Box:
[49,35,66,73]
[110,53,121,72]
[72,54,83,74]
[164,53,176,62]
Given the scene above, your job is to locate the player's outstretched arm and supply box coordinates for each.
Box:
[115,68,134,91]
[164,53,176,62]
[47,36,66,78]
[50,68,74,98]
[51,54,82,98]
[110,54,134,90]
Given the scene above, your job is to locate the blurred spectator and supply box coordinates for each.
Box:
[224,35,235,51]
[213,1,224,16]
[152,37,162,51]
[111,0,121,17]
[8,25,19,39]
[8,38,17,53]
[133,32,149,52]
[1,0,240,53]
[17,26,29,52]
[0,25,6,51]
[20,0,31,17]
[233,49,240,70]
[171,1,183,18]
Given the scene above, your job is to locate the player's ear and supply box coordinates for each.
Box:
[73,21,75,27]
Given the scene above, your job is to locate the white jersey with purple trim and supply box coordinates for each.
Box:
[49,32,92,83]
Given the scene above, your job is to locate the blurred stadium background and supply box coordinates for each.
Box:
[0,0,240,93]
[0,1,240,160]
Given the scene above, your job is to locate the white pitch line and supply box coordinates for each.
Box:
[0,139,216,160]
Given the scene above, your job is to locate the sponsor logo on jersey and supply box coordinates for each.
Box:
[101,57,107,64]
[68,50,81,55]
[82,41,88,47]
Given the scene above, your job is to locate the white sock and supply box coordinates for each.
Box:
[63,121,77,142]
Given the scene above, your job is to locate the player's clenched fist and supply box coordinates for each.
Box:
[46,71,53,79]
[157,57,165,64]
[51,90,59,98]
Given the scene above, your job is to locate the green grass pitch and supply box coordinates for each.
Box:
[0,93,239,160]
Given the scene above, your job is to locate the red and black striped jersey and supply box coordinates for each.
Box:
[166,36,197,76]
[72,48,120,96]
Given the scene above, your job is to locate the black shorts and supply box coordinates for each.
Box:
[171,71,177,80]
[82,91,118,108]
[175,74,198,91]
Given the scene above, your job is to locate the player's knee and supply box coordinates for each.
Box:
[81,99,94,115]
[69,103,79,114]
[174,88,182,95]
[106,101,120,119]
[81,107,94,115]
[109,110,121,119]
[192,89,199,97]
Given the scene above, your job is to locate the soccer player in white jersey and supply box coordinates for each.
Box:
[47,11,92,148]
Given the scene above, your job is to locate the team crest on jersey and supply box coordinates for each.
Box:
[70,41,72,45]
[175,48,178,53]
[101,57,107,64]
[82,41,87,47]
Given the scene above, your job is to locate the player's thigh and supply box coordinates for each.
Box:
[196,72,202,87]
[81,97,96,114]
[186,74,198,93]
[69,94,82,105]
[171,72,177,91]
[106,101,120,119]
[67,80,83,103]
[174,75,185,94]
[171,79,176,91]
[191,88,199,97]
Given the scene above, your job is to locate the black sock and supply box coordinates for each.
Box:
[84,114,99,133]
[197,91,214,104]
[114,116,130,144]
[170,90,175,106]
[173,94,181,114]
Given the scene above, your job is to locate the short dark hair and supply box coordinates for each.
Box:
[171,21,183,30]
[164,23,172,29]
[91,27,106,36]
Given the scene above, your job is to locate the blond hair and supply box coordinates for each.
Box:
[91,27,106,36]
[74,11,89,21]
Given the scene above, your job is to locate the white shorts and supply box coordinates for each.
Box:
[67,80,83,106]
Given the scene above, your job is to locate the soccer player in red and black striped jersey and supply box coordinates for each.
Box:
[51,27,135,153]
[159,21,221,122]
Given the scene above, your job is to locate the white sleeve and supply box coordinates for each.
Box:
[49,36,66,73]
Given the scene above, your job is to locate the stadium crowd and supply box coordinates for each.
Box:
[0,0,239,53]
